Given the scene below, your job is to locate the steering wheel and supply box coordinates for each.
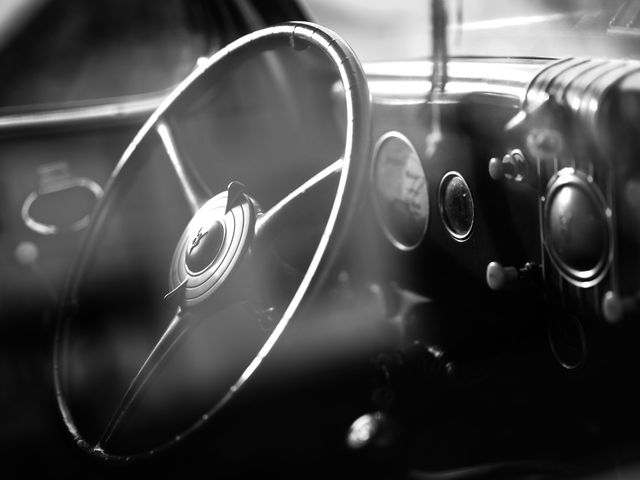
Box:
[53,22,370,461]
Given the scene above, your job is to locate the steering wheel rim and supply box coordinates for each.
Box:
[53,22,371,461]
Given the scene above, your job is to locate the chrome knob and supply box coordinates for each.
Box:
[602,290,637,324]
[488,157,505,181]
[488,149,527,182]
[486,261,518,290]
[486,261,540,291]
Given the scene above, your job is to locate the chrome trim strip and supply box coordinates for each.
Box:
[0,93,167,133]
[364,58,553,105]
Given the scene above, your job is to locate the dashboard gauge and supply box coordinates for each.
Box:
[371,132,429,250]
[543,168,612,288]
[439,171,474,242]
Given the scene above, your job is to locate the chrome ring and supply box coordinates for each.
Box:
[438,171,474,242]
[21,177,103,235]
[542,168,612,288]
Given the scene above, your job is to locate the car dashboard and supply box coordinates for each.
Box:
[358,55,640,477]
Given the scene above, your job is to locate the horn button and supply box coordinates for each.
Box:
[169,189,255,308]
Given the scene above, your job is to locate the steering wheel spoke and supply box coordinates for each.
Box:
[255,157,343,246]
[97,306,193,449]
[98,279,250,450]
[156,120,212,214]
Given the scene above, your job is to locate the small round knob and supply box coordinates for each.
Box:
[488,150,527,182]
[506,150,527,182]
[346,411,402,454]
[15,241,39,265]
[602,290,636,324]
[486,261,518,290]
[488,157,504,180]
[625,179,640,204]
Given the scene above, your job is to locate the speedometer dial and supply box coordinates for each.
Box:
[371,132,429,250]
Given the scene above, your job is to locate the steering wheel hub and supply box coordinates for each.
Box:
[170,191,255,307]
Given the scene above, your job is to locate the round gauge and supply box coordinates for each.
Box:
[371,132,429,250]
[439,172,474,242]
[543,168,612,288]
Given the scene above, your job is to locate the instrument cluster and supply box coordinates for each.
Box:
[364,57,640,374]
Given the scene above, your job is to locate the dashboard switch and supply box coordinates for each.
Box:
[486,261,518,290]
[488,156,505,180]
[14,241,39,265]
[488,149,527,182]
[602,290,638,324]
[486,261,541,290]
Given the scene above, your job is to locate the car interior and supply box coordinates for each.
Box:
[3,1,640,479]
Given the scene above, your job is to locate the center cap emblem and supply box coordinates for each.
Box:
[185,222,225,273]
[190,228,208,254]
[169,188,255,308]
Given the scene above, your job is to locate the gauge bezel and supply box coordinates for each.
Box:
[543,167,612,288]
[438,171,475,242]
[370,131,430,251]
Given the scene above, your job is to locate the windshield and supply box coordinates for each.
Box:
[0,0,214,109]
[302,0,633,62]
